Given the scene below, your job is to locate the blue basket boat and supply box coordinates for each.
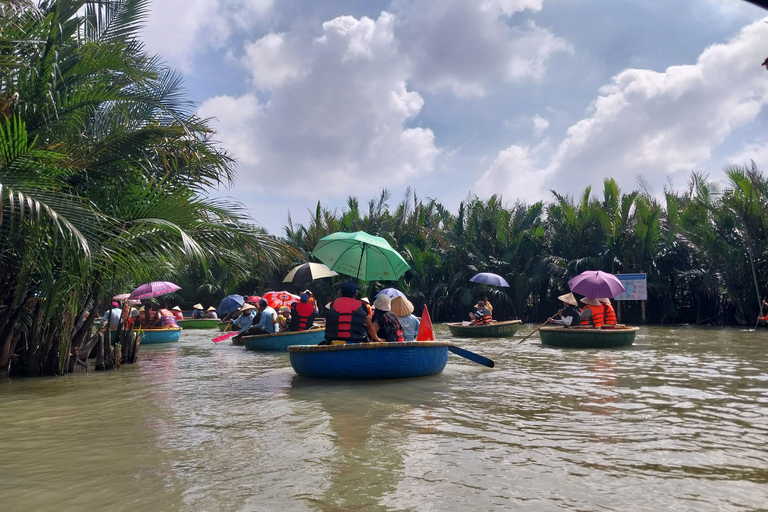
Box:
[138,327,181,344]
[288,341,451,380]
[243,328,326,351]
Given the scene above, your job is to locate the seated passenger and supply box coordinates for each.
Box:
[578,298,605,327]
[277,306,291,332]
[469,301,493,325]
[391,296,419,341]
[321,281,380,344]
[242,299,277,336]
[599,298,617,325]
[191,303,205,319]
[171,306,184,321]
[371,295,405,342]
[549,293,581,327]
[153,302,180,328]
[205,306,219,319]
[290,294,317,331]
[231,304,256,334]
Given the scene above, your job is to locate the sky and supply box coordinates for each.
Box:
[141,0,768,235]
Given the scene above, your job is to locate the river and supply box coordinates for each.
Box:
[1,325,767,511]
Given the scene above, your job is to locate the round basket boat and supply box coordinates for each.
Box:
[538,325,638,348]
[138,327,181,344]
[242,328,326,352]
[177,318,221,329]
[446,319,522,338]
[288,341,451,380]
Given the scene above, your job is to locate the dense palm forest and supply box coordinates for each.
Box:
[0,1,291,376]
[2,1,767,378]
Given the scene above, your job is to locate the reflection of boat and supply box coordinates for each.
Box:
[217,321,232,332]
[243,328,326,351]
[138,327,181,344]
[177,318,220,329]
[539,325,638,348]
[288,341,450,379]
[446,319,522,338]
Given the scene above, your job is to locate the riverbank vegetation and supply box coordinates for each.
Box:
[0,1,291,376]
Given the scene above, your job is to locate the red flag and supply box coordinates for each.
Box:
[416,304,435,341]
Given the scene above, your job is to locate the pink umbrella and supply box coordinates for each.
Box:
[113,293,131,301]
[128,281,181,300]
[262,291,300,309]
[567,270,625,298]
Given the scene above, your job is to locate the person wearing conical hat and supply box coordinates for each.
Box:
[578,297,605,327]
[205,306,219,319]
[391,296,420,341]
[548,292,581,327]
[192,303,205,319]
[171,306,184,321]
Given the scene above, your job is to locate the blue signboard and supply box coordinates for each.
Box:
[614,273,647,301]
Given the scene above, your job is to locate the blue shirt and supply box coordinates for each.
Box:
[253,306,277,334]
[397,314,420,341]
[232,312,255,334]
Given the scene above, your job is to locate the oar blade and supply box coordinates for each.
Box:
[448,345,494,368]
[212,331,238,344]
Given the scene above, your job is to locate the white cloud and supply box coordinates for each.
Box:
[200,12,439,199]
[532,115,549,136]
[392,0,572,97]
[475,144,551,202]
[477,18,768,201]
[143,0,274,71]
[728,141,768,168]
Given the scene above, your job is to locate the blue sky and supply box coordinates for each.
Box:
[142,0,768,235]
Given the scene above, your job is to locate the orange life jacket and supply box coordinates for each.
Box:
[157,309,179,328]
[602,303,617,325]
[471,313,493,325]
[290,301,317,331]
[579,304,605,327]
[325,297,369,342]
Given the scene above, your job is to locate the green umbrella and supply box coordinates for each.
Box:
[311,231,410,281]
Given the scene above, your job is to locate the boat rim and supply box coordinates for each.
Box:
[446,319,522,327]
[288,341,452,353]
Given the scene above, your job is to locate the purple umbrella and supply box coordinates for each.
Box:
[375,288,406,299]
[128,281,181,300]
[470,272,510,287]
[567,270,625,298]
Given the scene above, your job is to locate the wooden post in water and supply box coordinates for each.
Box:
[641,300,646,324]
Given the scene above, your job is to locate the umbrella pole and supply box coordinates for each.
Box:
[356,243,366,280]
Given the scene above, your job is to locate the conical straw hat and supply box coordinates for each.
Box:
[390,296,414,316]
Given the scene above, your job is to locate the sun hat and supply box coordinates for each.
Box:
[373,294,391,312]
[129,308,140,318]
[172,306,182,311]
[599,298,612,305]
[112,301,119,307]
[361,297,370,304]
[258,298,268,308]
[241,304,256,311]
[302,289,313,296]
[280,306,291,314]
[193,303,203,310]
[341,281,357,295]
[558,293,577,306]
[207,306,216,312]
[390,296,414,317]
[139,306,145,312]
[300,293,310,303]
[580,297,601,306]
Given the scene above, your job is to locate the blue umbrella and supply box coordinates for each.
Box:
[217,294,245,316]
[470,272,510,287]
[375,288,406,299]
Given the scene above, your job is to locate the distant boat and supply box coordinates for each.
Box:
[138,327,181,344]
[242,328,326,352]
[177,318,220,329]
[289,341,451,379]
[446,319,522,338]
[538,325,638,348]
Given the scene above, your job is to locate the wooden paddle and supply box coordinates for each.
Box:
[448,345,494,368]
[756,297,767,330]
[212,331,238,344]
[517,314,557,344]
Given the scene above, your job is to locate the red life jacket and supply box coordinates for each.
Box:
[579,304,605,327]
[602,303,617,325]
[324,297,369,342]
[290,301,317,331]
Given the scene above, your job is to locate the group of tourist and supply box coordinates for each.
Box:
[548,293,617,327]
[191,304,219,319]
[98,301,189,330]
[231,290,320,338]
[320,282,421,345]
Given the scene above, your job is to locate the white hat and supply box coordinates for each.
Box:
[373,294,391,312]
[558,293,577,306]
[580,297,601,306]
[599,298,612,305]
[207,306,216,312]
[240,304,256,312]
[193,303,203,310]
[172,306,182,311]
